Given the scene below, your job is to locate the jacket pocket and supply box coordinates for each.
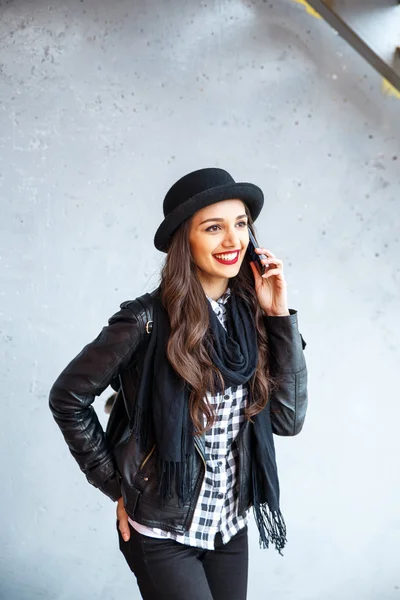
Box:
[134,445,157,494]
[113,429,152,488]
[121,481,141,519]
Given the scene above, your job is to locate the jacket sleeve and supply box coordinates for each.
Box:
[48,305,141,501]
[265,309,308,436]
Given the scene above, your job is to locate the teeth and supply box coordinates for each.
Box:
[214,252,238,261]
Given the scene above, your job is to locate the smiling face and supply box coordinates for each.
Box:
[188,199,250,295]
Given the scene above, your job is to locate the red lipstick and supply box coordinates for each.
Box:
[213,251,240,265]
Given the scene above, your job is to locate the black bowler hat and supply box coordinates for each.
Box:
[154,168,264,252]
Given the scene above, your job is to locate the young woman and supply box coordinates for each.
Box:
[49,167,308,600]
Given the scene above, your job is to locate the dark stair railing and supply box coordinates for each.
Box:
[293,0,400,95]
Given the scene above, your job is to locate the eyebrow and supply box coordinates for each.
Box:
[199,214,248,226]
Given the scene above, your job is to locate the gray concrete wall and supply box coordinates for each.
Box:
[1,1,399,598]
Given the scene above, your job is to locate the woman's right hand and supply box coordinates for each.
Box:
[116,496,131,542]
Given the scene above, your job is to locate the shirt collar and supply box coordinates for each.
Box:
[206,287,231,311]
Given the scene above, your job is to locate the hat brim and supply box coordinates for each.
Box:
[154,182,264,252]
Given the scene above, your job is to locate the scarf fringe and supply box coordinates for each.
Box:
[157,457,194,507]
[253,503,287,555]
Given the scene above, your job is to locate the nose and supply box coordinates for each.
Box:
[221,226,241,249]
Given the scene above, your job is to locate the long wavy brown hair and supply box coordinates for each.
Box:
[160,207,276,435]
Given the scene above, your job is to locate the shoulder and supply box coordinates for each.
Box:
[108,287,159,326]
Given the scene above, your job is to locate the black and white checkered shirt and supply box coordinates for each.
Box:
[129,288,249,549]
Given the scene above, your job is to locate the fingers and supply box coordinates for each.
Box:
[116,497,130,542]
[262,258,283,270]
[262,267,284,279]
[254,248,283,271]
[118,513,130,542]
[255,248,275,258]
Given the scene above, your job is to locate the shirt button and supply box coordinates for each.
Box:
[217,461,223,467]
[224,395,230,400]
[217,493,224,500]
[219,428,225,434]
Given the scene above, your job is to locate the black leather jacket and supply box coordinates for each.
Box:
[49,291,308,534]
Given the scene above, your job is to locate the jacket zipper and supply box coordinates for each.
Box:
[187,440,206,525]
[194,440,206,473]
[140,444,155,470]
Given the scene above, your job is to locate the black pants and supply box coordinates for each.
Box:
[116,520,248,600]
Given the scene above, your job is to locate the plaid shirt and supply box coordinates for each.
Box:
[129,288,249,549]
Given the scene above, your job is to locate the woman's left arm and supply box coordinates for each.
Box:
[249,246,308,436]
[264,311,308,436]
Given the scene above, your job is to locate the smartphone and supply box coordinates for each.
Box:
[247,227,268,275]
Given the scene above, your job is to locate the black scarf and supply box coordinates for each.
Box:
[132,290,287,554]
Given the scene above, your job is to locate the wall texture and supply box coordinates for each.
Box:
[1,1,399,599]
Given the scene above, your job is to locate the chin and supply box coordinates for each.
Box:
[215,265,241,278]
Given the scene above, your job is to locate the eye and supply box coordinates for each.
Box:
[205,224,221,232]
[236,221,247,228]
